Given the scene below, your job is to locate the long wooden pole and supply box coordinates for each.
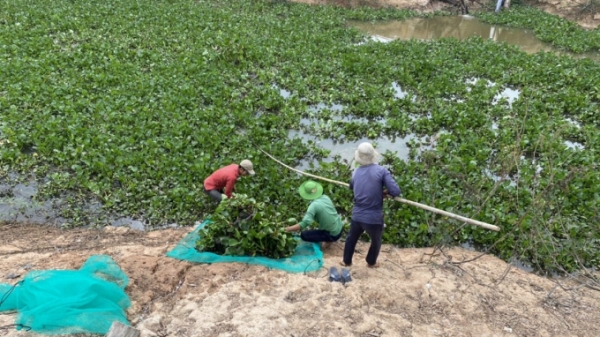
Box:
[257,147,500,232]
[390,197,500,231]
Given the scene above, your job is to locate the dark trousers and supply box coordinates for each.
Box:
[204,188,223,203]
[300,229,342,243]
[343,219,384,266]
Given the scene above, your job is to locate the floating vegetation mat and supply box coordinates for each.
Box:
[0,0,598,274]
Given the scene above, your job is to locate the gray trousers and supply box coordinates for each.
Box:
[204,189,223,202]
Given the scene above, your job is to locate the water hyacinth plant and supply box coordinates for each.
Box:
[475,4,600,53]
[0,0,598,274]
[196,194,298,259]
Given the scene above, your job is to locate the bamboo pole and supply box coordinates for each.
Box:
[257,147,500,232]
[391,197,500,231]
[258,148,352,187]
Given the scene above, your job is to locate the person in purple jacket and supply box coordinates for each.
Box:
[341,142,401,268]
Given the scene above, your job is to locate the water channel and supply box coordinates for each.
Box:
[350,15,600,61]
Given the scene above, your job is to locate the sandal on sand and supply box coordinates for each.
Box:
[367,263,380,269]
[340,261,351,267]
[341,268,352,284]
[329,266,341,282]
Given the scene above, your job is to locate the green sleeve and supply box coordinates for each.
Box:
[298,202,317,229]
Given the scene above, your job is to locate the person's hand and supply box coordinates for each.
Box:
[383,189,391,199]
[285,218,299,233]
[285,224,300,232]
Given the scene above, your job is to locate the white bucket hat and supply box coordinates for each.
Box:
[240,159,255,175]
[354,142,379,166]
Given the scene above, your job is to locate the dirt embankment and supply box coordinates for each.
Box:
[1,223,600,337]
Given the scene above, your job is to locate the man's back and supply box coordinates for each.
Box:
[303,195,343,235]
[204,164,239,196]
[350,164,400,224]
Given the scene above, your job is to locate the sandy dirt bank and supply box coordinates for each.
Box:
[1,223,599,337]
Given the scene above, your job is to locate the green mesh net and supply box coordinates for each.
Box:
[0,255,131,335]
[167,221,324,273]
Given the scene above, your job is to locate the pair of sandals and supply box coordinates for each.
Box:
[329,266,352,284]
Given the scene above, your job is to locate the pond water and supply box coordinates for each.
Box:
[283,76,522,170]
[289,128,428,170]
[0,173,153,230]
[282,82,436,169]
[350,15,600,61]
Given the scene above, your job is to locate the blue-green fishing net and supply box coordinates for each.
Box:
[0,255,131,335]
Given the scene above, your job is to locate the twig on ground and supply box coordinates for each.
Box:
[441,260,477,282]
[494,264,512,286]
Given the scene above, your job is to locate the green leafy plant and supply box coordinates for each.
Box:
[475,4,600,53]
[0,0,599,274]
[196,194,298,259]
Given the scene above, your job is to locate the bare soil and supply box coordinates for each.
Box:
[1,223,600,337]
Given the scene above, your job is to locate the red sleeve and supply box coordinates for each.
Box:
[224,177,235,198]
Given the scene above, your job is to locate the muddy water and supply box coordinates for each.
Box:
[350,15,600,61]
[0,173,152,230]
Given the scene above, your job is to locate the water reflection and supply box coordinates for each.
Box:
[308,102,344,113]
[288,128,425,170]
[465,77,520,106]
[564,140,585,150]
[272,84,292,99]
[392,81,409,99]
[494,87,520,106]
[350,16,600,61]
[0,174,147,229]
[351,16,552,53]
[564,118,581,128]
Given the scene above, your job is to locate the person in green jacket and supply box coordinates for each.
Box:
[285,180,343,249]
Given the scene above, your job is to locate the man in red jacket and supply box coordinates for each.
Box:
[203,159,255,202]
